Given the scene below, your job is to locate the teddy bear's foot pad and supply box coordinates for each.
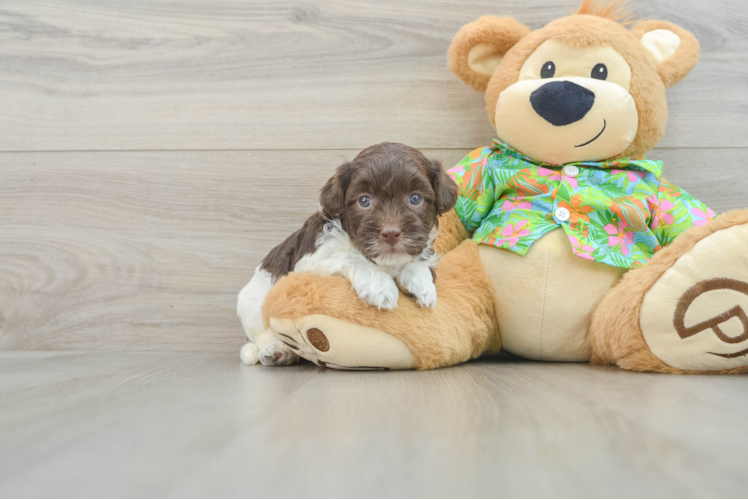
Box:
[269,315,417,370]
[641,221,748,371]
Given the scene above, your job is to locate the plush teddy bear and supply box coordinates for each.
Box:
[258,0,748,374]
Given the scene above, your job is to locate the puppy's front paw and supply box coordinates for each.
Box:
[259,341,299,366]
[398,266,437,309]
[353,270,399,310]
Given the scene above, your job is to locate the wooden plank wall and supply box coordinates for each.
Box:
[1,0,747,352]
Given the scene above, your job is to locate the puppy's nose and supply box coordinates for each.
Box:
[530,81,595,126]
[380,227,401,245]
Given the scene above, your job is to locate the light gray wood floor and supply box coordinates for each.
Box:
[1,351,747,498]
[2,1,748,497]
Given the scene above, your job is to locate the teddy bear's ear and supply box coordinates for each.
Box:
[448,16,530,92]
[631,20,700,88]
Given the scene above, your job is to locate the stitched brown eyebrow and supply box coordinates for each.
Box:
[282,341,299,351]
[673,278,748,344]
[709,347,748,359]
[275,332,301,347]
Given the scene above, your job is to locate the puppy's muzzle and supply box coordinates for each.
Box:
[380,227,402,246]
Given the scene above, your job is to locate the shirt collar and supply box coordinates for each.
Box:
[490,139,663,179]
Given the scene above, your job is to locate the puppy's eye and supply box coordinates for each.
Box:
[540,61,555,79]
[409,194,422,205]
[358,196,371,208]
[592,63,608,80]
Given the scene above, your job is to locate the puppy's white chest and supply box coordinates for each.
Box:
[293,220,438,311]
[372,254,417,277]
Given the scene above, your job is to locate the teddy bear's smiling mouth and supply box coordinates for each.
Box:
[574,119,607,148]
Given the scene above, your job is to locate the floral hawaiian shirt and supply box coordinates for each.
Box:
[447,140,716,269]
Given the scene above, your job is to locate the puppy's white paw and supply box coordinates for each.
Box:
[398,266,437,309]
[240,342,260,365]
[259,342,299,366]
[353,269,399,310]
[414,282,437,309]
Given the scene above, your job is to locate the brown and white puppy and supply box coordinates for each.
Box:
[237,142,458,366]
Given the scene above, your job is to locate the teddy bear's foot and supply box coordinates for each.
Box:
[269,316,416,370]
[262,240,499,370]
[640,216,748,372]
[590,209,748,374]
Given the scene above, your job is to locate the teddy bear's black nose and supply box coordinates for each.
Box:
[530,81,595,126]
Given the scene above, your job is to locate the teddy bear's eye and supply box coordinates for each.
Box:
[592,63,608,80]
[540,61,556,78]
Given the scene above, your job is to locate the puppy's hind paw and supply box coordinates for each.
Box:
[259,342,300,366]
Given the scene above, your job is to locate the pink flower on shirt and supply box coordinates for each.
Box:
[604,220,635,255]
[501,197,533,211]
[497,220,530,247]
[537,166,578,189]
[447,166,464,180]
[612,169,646,183]
[569,235,595,261]
[692,207,716,226]
[647,196,675,229]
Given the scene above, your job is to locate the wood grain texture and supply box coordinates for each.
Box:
[0,0,747,151]
[2,148,746,352]
[1,3,746,496]
[0,351,746,498]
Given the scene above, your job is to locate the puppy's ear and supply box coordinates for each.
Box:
[426,159,459,217]
[320,162,355,219]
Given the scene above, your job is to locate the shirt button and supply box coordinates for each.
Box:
[563,165,580,177]
[555,207,570,222]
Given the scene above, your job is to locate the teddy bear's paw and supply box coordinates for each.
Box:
[258,341,299,366]
[268,315,416,370]
[397,266,437,309]
[352,269,399,310]
[640,219,748,372]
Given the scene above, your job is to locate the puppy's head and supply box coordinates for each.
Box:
[320,142,458,263]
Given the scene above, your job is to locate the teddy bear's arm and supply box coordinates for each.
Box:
[433,209,471,254]
[651,177,716,248]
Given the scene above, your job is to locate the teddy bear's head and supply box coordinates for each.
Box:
[448,0,700,165]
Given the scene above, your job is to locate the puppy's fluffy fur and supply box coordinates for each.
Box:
[237,142,458,366]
